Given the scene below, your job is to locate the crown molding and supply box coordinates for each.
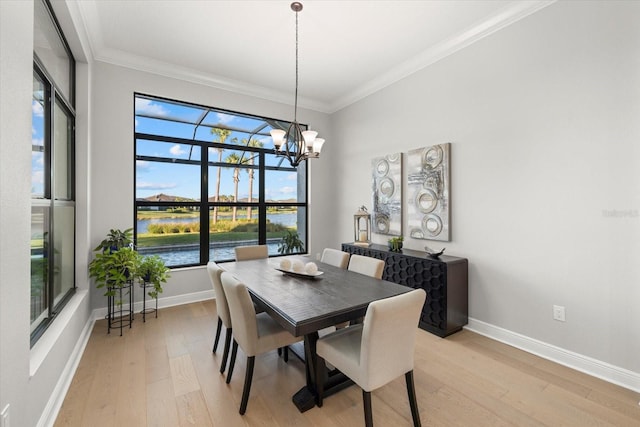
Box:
[328,0,556,113]
[94,47,330,113]
[73,0,555,115]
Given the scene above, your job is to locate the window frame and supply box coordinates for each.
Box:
[30,0,76,346]
[134,93,309,268]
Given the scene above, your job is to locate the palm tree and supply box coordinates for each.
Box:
[238,138,263,220]
[224,152,242,222]
[210,128,231,224]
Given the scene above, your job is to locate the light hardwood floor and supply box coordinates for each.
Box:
[54,300,640,426]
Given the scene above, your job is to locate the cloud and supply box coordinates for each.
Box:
[217,113,235,124]
[32,152,44,166]
[169,144,186,156]
[136,181,177,190]
[135,118,139,129]
[135,98,168,116]
[32,170,44,185]
[286,173,297,181]
[32,100,44,117]
[265,186,297,199]
[32,137,44,147]
[136,160,151,171]
[280,186,295,194]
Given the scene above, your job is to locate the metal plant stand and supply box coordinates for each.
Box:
[139,280,158,322]
[107,281,134,336]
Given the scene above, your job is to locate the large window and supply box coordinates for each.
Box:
[134,94,308,268]
[31,0,76,344]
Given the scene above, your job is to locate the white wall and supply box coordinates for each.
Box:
[89,61,332,310]
[330,0,640,379]
[0,1,33,423]
[1,1,93,426]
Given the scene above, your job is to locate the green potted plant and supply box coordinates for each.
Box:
[137,255,170,298]
[388,236,404,252]
[89,246,141,300]
[94,228,133,252]
[278,230,305,254]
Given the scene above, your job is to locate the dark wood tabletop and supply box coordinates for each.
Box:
[221,257,411,337]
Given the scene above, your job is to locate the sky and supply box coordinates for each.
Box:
[30,95,301,202]
[31,90,45,197]
[134,97,300,202]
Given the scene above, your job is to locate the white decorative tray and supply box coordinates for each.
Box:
[275,268,324,279]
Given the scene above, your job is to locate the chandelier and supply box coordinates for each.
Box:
[270,2,325,167]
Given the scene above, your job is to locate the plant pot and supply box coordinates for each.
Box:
[388,241,403,252]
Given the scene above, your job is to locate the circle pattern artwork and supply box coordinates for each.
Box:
[422,214,443,236]
[416,188,438,213]
[379,177,395,200]
[386,153,400,163]
[423,145,443,169]
[375,215,390,233]
[375,159,389,177]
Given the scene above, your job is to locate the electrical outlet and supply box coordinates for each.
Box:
[1,404,10,427]
[553,305,566,322]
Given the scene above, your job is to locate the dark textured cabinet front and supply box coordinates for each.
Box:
[342,243,468,337]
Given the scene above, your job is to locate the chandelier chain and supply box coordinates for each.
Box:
[294,7,299,122]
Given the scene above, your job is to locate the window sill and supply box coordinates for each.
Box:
[29,289,89,377]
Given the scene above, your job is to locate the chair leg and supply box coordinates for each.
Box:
[239,356,255,415]
[212,317,222,352]
[405,371,421,427]
[363,390,373,427]
[284,346,289,363]
[226,340,238,384]
[219,327,232,374]
[277,347,282,356]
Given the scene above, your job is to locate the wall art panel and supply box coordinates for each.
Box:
[407,143,450,241]
[371,153,402,236]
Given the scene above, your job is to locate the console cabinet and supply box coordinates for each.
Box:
[341,243,468,337]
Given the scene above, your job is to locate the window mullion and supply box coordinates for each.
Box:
[47,86,56,319]
[258,151,266,244]
[200,144,209,264]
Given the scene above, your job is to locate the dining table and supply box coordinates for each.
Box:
[221,256,411,412]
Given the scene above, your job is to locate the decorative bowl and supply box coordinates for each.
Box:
[425,247,445,258]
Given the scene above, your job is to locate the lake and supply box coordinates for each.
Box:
[138,240,285,267]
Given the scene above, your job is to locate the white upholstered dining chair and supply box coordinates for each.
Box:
[348,254,385,279]
[321,248,350,269]
[233,243,289,358]
[315,289,426,427]
[207,262,234,374]
[221,272,303,415]
[234,244,268,261]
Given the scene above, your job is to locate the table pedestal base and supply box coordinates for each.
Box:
[292,387,316,412]
[292,374,355,412]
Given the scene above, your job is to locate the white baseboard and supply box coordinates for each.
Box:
[466,317,640,394]
[92,289,215,321]
[38,297,95,427]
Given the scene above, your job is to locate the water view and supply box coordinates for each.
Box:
[139,240,284,266]
[137,212,300,266]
